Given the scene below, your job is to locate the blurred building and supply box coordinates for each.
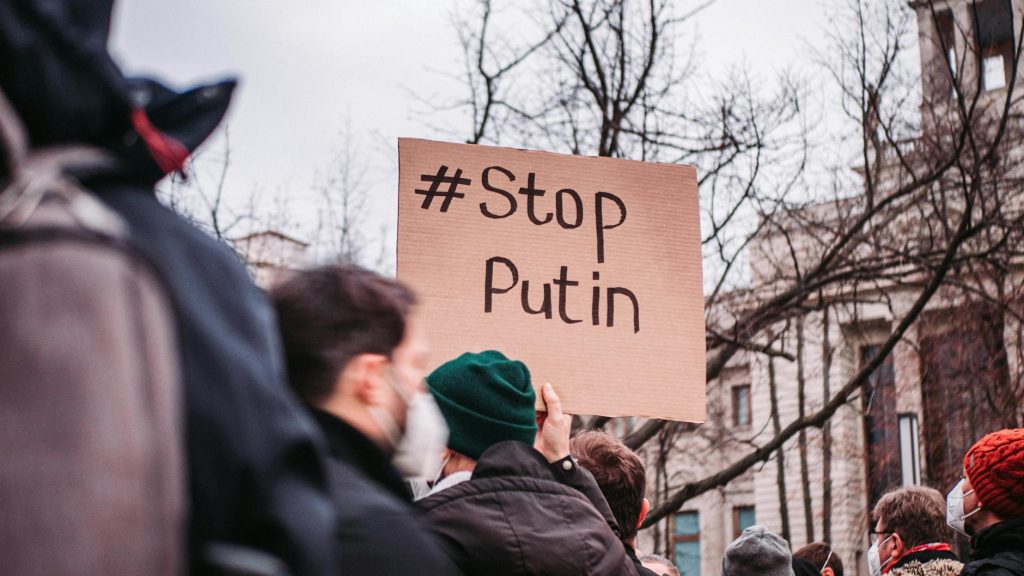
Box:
[230,230,309,288]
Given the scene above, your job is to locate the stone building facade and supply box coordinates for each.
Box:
[638,1,1024,574]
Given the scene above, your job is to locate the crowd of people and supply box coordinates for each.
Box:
[712,429,1024,576]
[1,1,1023,575]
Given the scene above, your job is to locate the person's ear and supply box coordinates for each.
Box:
[637,498,650,529]
[890,532,906,559]
[822,567,834,576]
[346,353,389,406]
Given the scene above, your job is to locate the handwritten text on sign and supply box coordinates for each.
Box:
[397,139,706,422]
[414,164,639,333]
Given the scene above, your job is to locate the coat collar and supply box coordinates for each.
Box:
[891,546,959,571]
[427,471,472,498]
[970,517,1024,561]
[308,407,412,502]
[471,440,553,480]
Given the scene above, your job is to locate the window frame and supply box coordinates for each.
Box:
[732,505,756,540]
[671,511,701,576]
[973,0,1015,91]
[731,384,752,428]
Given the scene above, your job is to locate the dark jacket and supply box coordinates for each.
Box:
[628,547,660,576]
[310,408,461,575]
[2,2,338,574]
[962,518,1024,576]
[888,548,962,576]
[419,440,639,576]
[94,179,336,575]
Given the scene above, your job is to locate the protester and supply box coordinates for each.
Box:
[722,525,795,576]
[950,429,1024,576]
[272,265,460,575]
[418,350,639,575]
[0,2,336,574]
[571,430,656,576]
[793,542,843,576]
[867,486,961,576]
[0,88,184,575]
[639,554,680,576]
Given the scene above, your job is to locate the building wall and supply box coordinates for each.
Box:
[640,2,1024,573]
[643,282,1023,575]
[231,231,309,288]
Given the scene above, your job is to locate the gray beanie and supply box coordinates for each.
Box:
[722,526,795,576]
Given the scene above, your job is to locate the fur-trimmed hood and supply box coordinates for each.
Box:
[891,558,965,576]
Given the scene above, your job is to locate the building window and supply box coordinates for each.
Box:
[672,512,701,576]
[861,344,900,508]
[937,10,957,70]
[733,506,756,539]
[920,309,1009,491]
[934,9,958,97]
[975,0,1014,91]
[732,384,751,427]
[898,413,921,486]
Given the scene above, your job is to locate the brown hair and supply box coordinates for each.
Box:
[872,486,951,547]
[793,542,844,576]
[271,264,416,404]
[570,431,646,542]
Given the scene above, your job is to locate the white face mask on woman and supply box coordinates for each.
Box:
[946,478,982,537]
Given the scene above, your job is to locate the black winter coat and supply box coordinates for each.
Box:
[310,409,461,575]
[962,518,1024,576]
[3,2,337,573]
[419,440,639,576]
[95,179,336,575]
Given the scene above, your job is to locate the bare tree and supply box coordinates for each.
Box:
[161,122,390,276]
[446,0,1024,532]
[308,124,387,269]
[160,126,284,245]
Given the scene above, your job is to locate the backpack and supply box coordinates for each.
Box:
[0,91,184,576]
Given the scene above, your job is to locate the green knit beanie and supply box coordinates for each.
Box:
[426,350,537,460]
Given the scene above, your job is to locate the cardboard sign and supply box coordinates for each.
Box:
[397,138,705,422]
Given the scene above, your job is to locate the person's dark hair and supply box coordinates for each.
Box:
[793,542,844,576]
[872,486,951,548]
[271,264,416,404]
[569,431,646,542]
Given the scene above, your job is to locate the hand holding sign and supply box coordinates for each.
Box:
[535,383,572,463]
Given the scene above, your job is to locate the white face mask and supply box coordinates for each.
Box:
[946,478,981,537]
[391,391,449,480]
[369,367,449,480]
[868,534,893,576]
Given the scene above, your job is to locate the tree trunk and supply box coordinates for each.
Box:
[797,317,815,543]
[821,306,834,544]
[769,357,791,542]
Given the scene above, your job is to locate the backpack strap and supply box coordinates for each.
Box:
[0,88,125,236]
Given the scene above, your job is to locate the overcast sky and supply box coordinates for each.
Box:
[110,0,833,253]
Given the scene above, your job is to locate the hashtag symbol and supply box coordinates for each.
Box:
[415,165,471,213]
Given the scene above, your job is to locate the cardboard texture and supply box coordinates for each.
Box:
[397,138,705,422]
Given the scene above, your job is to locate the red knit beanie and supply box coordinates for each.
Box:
[964,428,1024,519]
